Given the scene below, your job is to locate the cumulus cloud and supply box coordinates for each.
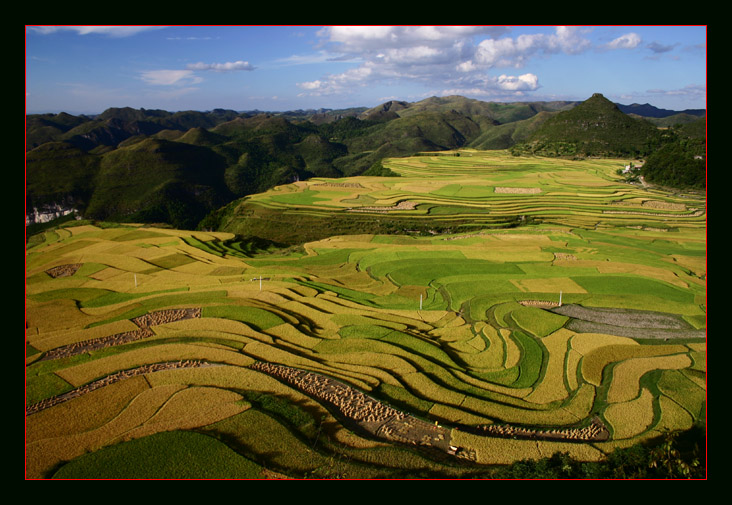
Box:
[186,60,255,72]
[602,32,642,50]
[496,73,540,91]
[473,27,592,68]
[297,26,586,99]
[320,25,506,53]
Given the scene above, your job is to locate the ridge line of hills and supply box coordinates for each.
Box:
[26,93,706,232]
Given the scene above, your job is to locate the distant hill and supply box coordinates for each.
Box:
[26,94,706,230]
[642,113,706,128]
[468,111,556,150]
[511,93,664,158]
[616,102,706,119]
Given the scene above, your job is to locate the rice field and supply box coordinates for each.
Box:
[25,150,706,479]
[236,150,706,236]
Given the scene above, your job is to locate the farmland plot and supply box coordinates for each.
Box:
[26,151,705,479]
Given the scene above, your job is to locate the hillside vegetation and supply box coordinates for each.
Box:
[510,94,664,158]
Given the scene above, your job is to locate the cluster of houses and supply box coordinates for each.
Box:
[621,162,644,174]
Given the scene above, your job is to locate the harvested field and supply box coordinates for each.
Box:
[494,187,541,194]
[252,361,454,453]
[552,304,706,339]
[348,201,418,213]
[45,263,83,278]
[470,416,609,443]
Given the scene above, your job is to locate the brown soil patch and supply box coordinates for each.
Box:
[312,182,364,189]
[641,200,687,211]
[494,187,541,194]
[131,307,201,328]
[520,300,560,309]
[348,201,417,213]
[551,304,706,340]
[472,416,609,442]
[45,264,83,278]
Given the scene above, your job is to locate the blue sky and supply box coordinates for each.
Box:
[25,25,707,115]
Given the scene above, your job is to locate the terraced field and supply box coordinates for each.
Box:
[25,150,706,479]
[223,150,706,243]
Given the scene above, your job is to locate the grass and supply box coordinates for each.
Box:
[52,430,263,479]
[202,305,285,331]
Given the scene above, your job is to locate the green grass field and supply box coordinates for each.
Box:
[25,150,705,479]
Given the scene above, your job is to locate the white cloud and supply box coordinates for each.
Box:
[296,26,593,101]
[474,27,592,68]
[298,80,324,91]
[496,73,539,91]
[186,60,255,72]
[320,26,508,53]
[140,69,202,86]
[28,26,164,37]
[603,33,642,50]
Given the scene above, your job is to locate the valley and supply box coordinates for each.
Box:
[25,150,706,479]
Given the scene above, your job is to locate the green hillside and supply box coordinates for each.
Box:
[84,138,232,229]
[26,141,101,211]
[468,111,555,150]
[512,94,663,158]
[641,118,706,189]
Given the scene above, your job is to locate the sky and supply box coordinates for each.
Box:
[25,25,707,115]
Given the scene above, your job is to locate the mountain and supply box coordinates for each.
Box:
[616,102,706,119]
[511,93,664,157]
[26,94,706,231]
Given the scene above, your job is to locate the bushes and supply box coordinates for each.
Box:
[488,428,705,479]
[642,139,706,189]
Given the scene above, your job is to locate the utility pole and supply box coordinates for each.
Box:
[559,290,563,307]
